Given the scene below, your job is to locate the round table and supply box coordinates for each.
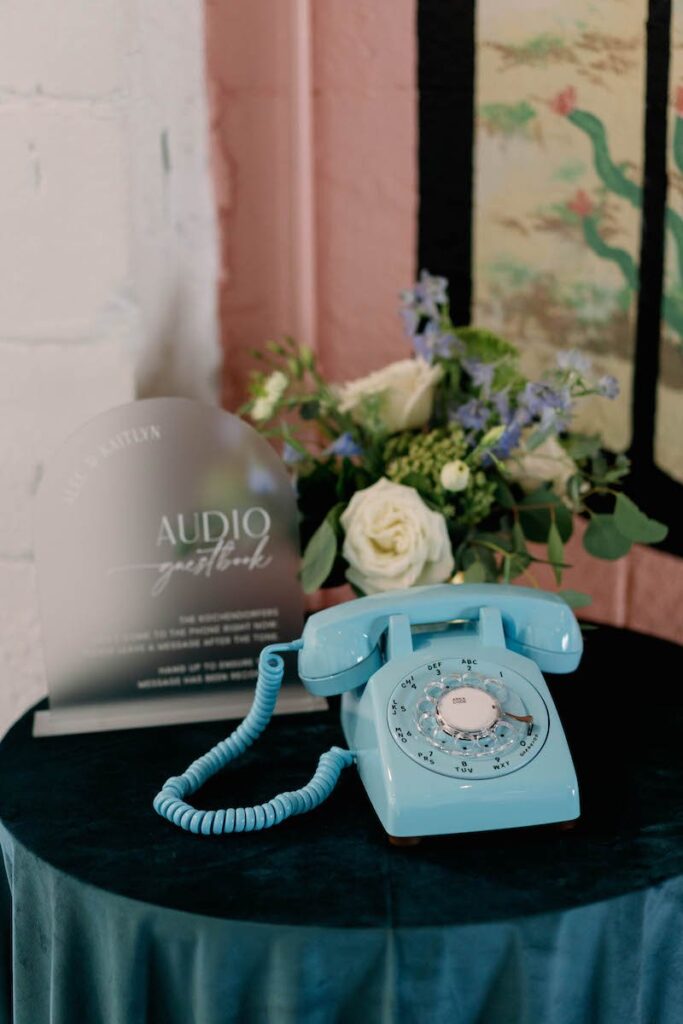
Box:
[1,625,682,1024]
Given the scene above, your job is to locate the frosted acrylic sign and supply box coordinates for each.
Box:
[33,398,316,736]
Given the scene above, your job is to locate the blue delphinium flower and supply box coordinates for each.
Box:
[491,388,510,423]
[537,403,571,434]
[400,270,448,321]
[520,381,572,418]
[486,395,529,459]
[283,442,305,465]
[414,270,448,319]
[413,321,462,363]
[454,399,491,431]
[400,306,419,338]
[557,349,592,374]
[462,357,495,398]
[491,421,523,459]
[327,432,363,457]
[597,374,619,399]
[411,332,428,360]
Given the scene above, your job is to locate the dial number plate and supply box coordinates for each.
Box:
[387,657,548,780]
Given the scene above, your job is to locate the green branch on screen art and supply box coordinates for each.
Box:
[674,94,683,175]
[552,86,683,346]
[582,215,638,290]
[567,109,641,208]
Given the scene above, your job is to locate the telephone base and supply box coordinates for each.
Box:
[340,634,580,839]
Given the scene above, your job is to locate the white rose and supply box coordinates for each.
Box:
[506,432,577,498]
[340,477,454,594]
[251,370,288,422]
[440,459,470,492]
[337,358,442,434]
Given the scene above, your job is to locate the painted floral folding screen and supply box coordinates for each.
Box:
[419,0,682,555]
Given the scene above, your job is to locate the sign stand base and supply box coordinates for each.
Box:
[33,686,326,738]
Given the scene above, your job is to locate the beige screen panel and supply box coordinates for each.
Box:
[656,9,683,483]
[473,0,647,452]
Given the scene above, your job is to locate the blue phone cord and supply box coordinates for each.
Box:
[152,642,355,834]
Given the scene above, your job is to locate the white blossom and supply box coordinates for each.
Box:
[341,478,454,594]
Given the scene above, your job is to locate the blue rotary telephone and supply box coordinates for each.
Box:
[154,584,582,839]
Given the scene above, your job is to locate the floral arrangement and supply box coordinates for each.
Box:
[245,272,667,608]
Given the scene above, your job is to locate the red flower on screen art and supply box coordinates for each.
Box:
[551,86,577,116]
[568,190,594,218]
[676,85,683,116]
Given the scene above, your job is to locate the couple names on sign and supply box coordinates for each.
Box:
[33,398,318,736]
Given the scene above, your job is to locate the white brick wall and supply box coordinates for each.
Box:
[0,2,220,735]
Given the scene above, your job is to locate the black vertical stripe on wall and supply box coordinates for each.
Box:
[628,0,682,556]
[417,0,475,325]
[631,0,670,463]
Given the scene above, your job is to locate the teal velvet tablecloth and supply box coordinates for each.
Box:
[1,625,683,1024]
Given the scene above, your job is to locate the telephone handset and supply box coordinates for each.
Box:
[154,584,581,838]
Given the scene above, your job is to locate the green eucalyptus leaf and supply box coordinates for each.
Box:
[464,560,487,583]
[583,514,632,560]
[518,488,573,543]
[521,485,555,505]
[473,531,512,553]
[525,425,554,451]
[558,589,593,609]
[547,522,564,585]
[461,545,497,580]
[512,520,527,554]
[589,453,608,482]
[455,326,519,362]
[562,433,601,461]
[495,479,515,509]
[518,495,552,542]
[508,550,532,580]
[492,364,525,393]
[566,473,584,508]
[614,493,668,544]
[555,506,574,544]
[299,516,338,593]
[601,465,630,483]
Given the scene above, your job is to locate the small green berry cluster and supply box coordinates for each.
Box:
[454,470,497,526]
[383,426,496,527]
[383,425,467,482]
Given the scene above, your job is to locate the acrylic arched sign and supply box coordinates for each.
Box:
[33,398,315,735]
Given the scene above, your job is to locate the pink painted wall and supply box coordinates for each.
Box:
[204,0,682,644]
[312,1,418,379]
[205,0,416,407]
[205,0,299,410]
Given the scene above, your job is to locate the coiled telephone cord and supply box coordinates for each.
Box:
[153,642,355,834]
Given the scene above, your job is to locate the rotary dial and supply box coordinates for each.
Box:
[436,685,501,737]
[388,659,548,780]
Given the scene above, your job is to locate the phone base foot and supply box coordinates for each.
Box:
[557,819,578,831]
[387,834,422,847]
